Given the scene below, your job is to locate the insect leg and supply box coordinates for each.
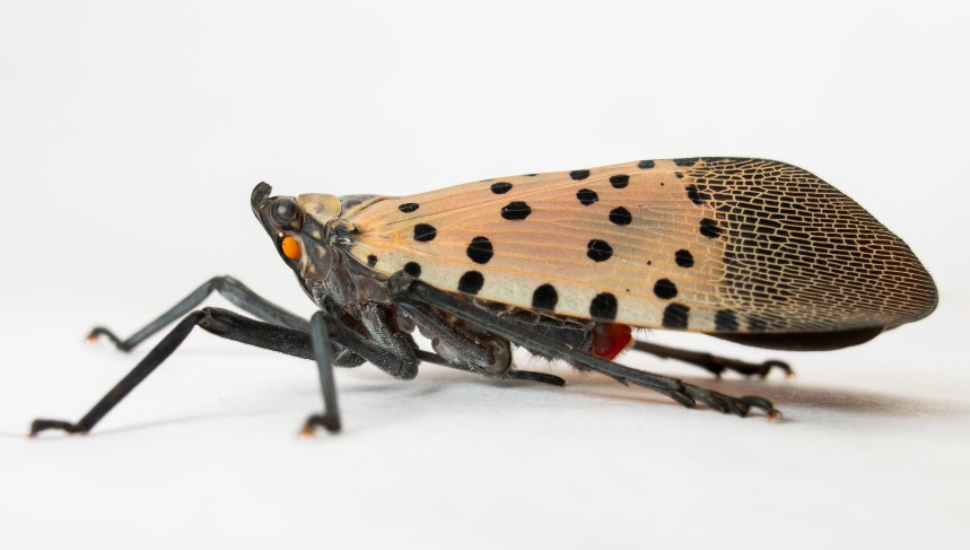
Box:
[317,302,565,386]
[395,299,510,373]
[633,340,792,379]
[301,312,340,434]
[88,276,309,351]
[414,349,565,385]
[389,275,777,419]
[32,304,557,436]
[31,308,333,436]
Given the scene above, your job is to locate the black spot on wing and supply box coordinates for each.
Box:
[501,201,532,221]
[466,236,494,264]
[577,189,598,206]
[748,317,768,332]
[653,279,678,299]
[458,271,485,295]
[674,249,694,268]
[674,158,698,167]
[700,219,722,239]
[610,175,630,188]
[490,182,512,194]
[587,239,613,262]
[403,262,421,278]
[686,184,710,205]
[609,207,632,226]
[662,303,690,329]
[638,160,655,169]
[531,284,558,311]
[714,310,739,332]
[367,254,378,267]
[414,223,437,242]
[589,293,618,321]
[570,169,591,181]
[398,203,419,213]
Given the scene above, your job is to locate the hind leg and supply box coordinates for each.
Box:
[633,340,792,379]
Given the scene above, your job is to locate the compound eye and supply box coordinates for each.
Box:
[270,197,302,230]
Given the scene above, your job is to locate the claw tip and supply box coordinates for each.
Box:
[300,425,317,438]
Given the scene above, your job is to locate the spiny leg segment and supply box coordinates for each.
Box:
[633,340,792,379]
[390,274,779,418]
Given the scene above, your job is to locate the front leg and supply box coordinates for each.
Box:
[357,303,420,380]
[88,276,308,350]
[301,312,341,434]
[32,308,335,436]
[32,310,210,435]
[34,308,403,435]
[86,275,365,368]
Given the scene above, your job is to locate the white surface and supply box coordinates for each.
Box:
[1,1,968,548]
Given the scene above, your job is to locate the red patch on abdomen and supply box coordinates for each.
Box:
[591,323,633,360]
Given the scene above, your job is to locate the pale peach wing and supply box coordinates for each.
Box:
[345,158,937,334]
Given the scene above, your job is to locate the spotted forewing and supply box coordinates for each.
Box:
[345,158,937,335]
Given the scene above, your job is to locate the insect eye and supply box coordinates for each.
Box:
[270,198,302,230]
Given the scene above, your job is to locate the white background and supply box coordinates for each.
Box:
[2,1,968,548]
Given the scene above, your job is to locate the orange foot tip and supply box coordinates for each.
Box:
[767,410,783,421]
[85,333,100,343]
[299,425,317,438]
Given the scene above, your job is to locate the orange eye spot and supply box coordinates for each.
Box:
[281,236,301,260]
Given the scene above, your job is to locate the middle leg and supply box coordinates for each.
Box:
[88,275,311,351]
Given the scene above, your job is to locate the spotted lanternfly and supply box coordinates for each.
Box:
[31,157,938,436]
